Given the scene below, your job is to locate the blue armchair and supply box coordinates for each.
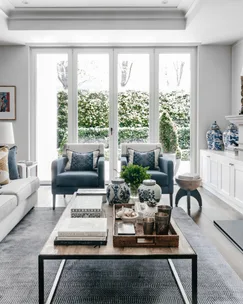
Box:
[120,143,174,206]
[51,143,105,210]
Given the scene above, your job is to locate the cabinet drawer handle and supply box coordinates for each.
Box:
[229,163,234,166]
[206,156,210,158]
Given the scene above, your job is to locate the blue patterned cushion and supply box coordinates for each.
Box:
[133,151,155,169]
[8,146,19,180]
[128,148,161,170]
[65,149,99,171]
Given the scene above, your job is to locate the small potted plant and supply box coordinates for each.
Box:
[120,164,151,197]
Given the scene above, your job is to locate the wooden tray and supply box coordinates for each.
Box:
[113,204,179,247]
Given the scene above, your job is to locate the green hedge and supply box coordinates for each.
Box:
[57,90,190,154]
[78,127,149,147]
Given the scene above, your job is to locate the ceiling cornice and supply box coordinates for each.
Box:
[0,0,14,16]
[8,8,186,31]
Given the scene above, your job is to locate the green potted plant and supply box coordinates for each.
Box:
[159,110,178,154]
[120,164,151,197]
[159,110,178,171]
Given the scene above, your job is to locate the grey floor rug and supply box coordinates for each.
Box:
[0,207,243,304]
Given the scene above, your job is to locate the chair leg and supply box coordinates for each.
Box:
[169,194,173,207]
[53,194,56,210]
[63,195,66,198]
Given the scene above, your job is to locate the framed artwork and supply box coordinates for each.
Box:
[0,86,16,120]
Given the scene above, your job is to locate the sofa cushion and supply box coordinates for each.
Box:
[0,146,10,185]
[56,171,99,187]
[0,177,40,204]
[8,146,19,180]
[0,195,17,222]
[147,170,168,187]
[65,149,100,171]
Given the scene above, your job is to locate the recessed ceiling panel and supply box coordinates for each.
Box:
[9,0,181,8]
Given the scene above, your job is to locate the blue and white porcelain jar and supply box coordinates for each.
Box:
[138,179,162,207]
[106,178,130,205]
[206,121,223,151]
[223,123,239,149]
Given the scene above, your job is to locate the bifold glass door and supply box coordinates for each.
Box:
[76,52,110,182]
[35,52,69,182]
[116,52,151,173]
[33,48,194,184]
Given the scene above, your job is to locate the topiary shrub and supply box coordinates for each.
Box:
[159,110,178,154]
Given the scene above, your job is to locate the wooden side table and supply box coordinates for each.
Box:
[175,177,202,214]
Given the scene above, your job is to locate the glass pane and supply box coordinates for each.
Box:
[159,53,191,175]
[77,54,109,181]
[36,53,68,182]
[117,54,150,169]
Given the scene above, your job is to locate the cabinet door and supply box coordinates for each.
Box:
[232,163,243,203]
[208,156,218,189]
[218,158,232,196]
[200,152,210,183]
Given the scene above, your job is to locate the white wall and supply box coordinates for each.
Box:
[232,40,243,115]
[197,45,232,161]
[0,46,30,160]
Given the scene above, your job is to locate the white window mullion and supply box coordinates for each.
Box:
[69,49,77,143]
[111,49,118,180]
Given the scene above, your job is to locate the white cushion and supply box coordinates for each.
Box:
[0,177,40,205]
[64,143,105,155]
[121,143,162,156]
[0,195,17,222]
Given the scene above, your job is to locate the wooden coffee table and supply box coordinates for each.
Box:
[38,194,197,304]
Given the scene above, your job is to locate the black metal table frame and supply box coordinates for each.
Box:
[38,253,197,304]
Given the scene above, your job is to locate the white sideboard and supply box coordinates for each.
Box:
[200,149,243,214]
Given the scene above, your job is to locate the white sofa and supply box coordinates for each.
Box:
[0,165,40,242]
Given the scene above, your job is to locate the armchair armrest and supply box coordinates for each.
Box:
[97,156,105,188]
[121,156,128,168]
[17,163,27,178]
[51,157,67,187]
[159,157,174,179]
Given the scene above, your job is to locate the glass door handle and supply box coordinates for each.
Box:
[110,127,113,135]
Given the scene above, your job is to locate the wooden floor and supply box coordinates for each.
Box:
[37,185,243,280]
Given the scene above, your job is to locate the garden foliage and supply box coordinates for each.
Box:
[57,90,190,159]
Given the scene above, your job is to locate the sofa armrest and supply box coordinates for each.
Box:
[121,156,128,168]
[51,157,67,187]
[97,156,105,188]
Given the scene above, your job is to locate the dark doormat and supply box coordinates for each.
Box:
[214,220,243,252]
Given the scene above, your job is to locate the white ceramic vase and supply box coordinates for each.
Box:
[138,179,162,207]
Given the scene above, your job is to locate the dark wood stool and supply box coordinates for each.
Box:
[175,177,202,215]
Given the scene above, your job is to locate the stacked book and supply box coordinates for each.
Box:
[54,217,108,245]
[71,195,102,218]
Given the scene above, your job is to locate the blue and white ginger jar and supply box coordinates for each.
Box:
[138,179,162,207]
[206,121,223,151]
[106,178,130,205]
[223,123,239,149]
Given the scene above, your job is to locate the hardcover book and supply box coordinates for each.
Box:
[77,189,106,196]
[71,196,103,212]
[58,218,107,237]
[71,211,101,218]
[54,237,107,246]
[117,222,135,235]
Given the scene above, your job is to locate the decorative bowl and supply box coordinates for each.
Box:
[121,212,139,223]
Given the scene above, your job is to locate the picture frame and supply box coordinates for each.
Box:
[0,86,16,120]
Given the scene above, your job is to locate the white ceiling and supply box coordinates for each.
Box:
[0,0,243,46]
